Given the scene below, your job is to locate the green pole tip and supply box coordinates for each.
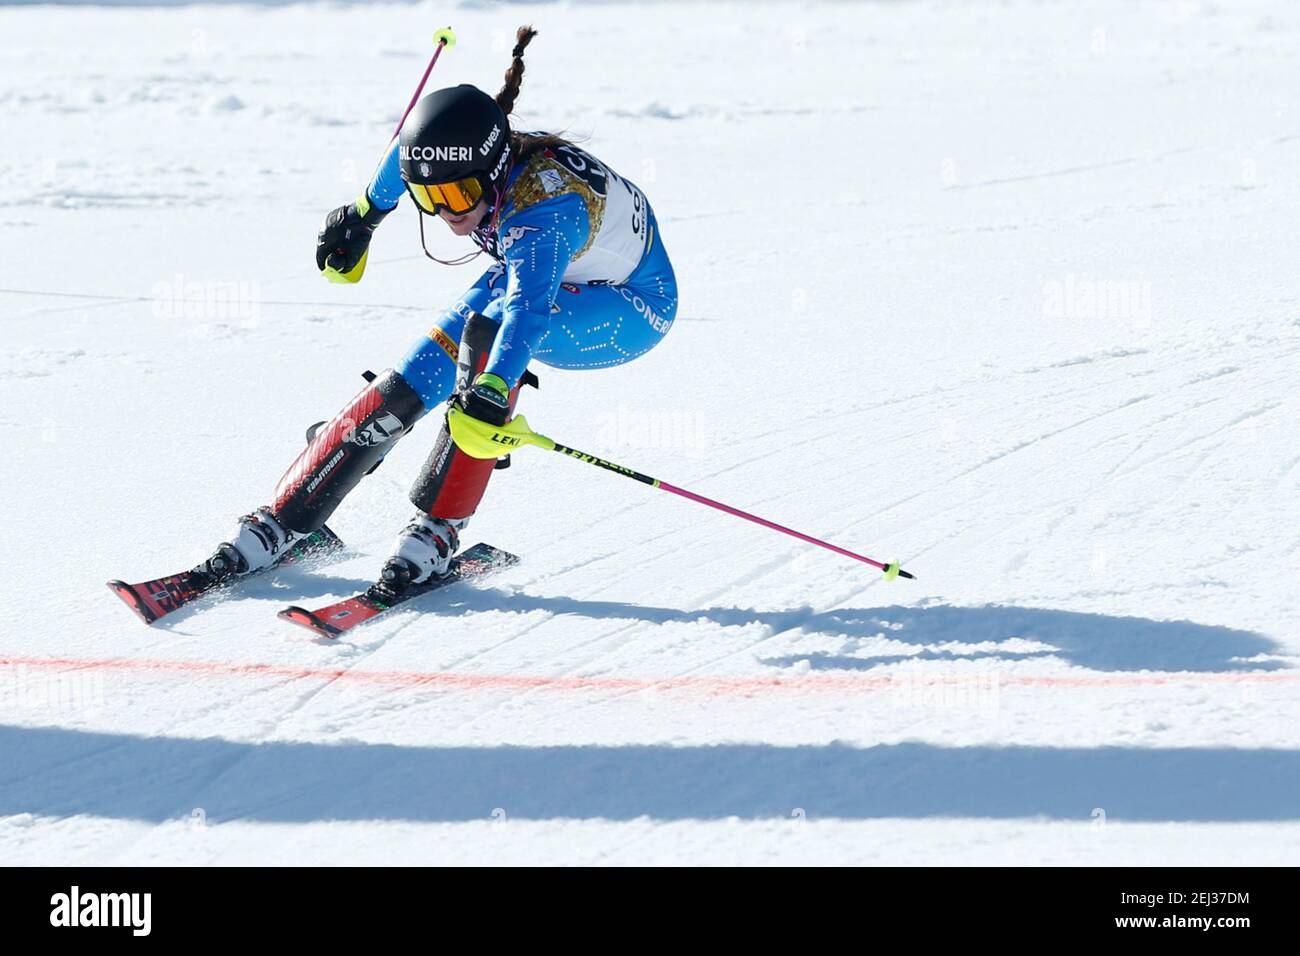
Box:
[434,27,457,48]
[883,561,901,581]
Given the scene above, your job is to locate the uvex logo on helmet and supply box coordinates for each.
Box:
[487,143,511,183]
[400,145,473,163]
[479,124,501,157]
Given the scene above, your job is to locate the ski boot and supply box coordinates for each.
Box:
[201,508,296,583]
[378,515,466,596]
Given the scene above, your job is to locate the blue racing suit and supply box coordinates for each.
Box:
[365,135,678,412]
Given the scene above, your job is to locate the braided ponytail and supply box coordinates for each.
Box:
[495,25,579,164]
[496,25,538,116]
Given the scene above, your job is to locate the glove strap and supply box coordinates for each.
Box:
[356,192,392,229]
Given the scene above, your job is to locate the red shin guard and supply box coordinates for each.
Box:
[408,311,533,520]
[272,369,424,532]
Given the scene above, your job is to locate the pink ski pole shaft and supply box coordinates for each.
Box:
[544,439,914,580]
[391,27,457,141]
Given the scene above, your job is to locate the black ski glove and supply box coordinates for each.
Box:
[316,193,392,283]
[457,372,511,427]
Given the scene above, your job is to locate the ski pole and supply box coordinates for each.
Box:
[447,408,915,581]
[391,27,458,140]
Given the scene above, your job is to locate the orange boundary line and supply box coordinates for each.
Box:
[1,655,1297,696]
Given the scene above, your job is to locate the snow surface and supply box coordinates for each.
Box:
[1,0,1298,865]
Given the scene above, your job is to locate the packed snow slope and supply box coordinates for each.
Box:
[1,0,1297,865]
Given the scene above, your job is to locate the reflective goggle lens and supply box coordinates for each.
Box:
[407,177,485,215]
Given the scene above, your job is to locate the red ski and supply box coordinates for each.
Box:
[278,542,518,638]
[107,526,345,625]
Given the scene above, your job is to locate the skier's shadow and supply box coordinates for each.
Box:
[440,588,1284,675]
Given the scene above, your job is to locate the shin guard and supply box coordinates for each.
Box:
[409,311,529,520]
[272,369,423,532]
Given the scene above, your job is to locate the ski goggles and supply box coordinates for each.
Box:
[406,176,486,216]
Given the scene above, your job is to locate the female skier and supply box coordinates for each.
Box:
[201,26,678,596]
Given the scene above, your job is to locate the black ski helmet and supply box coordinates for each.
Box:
[399,85,512,193]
